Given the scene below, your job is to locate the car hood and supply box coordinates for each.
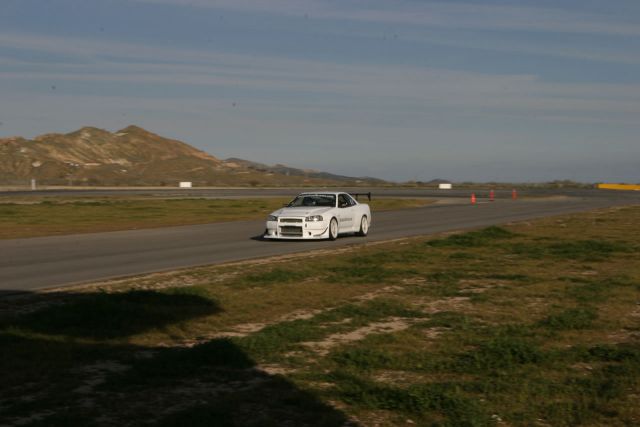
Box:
[272,206,333,218]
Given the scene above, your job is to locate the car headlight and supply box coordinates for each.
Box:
[267,215,278,221]
[305,215,323,222]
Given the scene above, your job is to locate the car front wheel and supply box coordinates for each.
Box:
[328,218,338,241]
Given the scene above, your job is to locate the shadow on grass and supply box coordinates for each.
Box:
[0,290,31,298]
[427,226,516,248]
[0,289,353,426]
[15,289,220,339]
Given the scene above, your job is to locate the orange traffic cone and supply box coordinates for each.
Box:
[471,193,477,204]
[512,189,518,200]
[489,189,495,202]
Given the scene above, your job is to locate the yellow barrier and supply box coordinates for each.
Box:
[598,183,640,191]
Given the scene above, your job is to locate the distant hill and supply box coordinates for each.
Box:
[224,158,387,186]
[0,126,387,187]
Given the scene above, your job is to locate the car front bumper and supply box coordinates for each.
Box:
[264,218,329,239]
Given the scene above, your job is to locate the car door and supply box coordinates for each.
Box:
[337,193,355,232]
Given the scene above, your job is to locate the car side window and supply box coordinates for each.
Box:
[346,194,357,206]
[338,194,349,208]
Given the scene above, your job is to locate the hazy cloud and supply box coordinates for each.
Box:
[131,0,640,37]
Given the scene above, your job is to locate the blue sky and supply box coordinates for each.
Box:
[1,0,639,182]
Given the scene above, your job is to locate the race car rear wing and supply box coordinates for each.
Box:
[350,192,372,202]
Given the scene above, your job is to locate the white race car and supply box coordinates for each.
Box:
[264,192,371,240]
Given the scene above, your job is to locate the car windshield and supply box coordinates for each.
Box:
[287,194,336,207]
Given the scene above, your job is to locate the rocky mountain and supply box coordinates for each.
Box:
[0,126,385,187]
[224,158,387,186]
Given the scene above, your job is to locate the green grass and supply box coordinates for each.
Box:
[235,299,424,361]
[321,316,639,425]
[242,268,309,286]
[455,329,544,371]
[507,238,634,261]
[539,307,599,330]
[330,371,492,426]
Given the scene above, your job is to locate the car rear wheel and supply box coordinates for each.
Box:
[329,218,338,241]
[357,216,369,236]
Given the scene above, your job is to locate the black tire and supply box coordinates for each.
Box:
[357,216,369,237]
[328,218,338,241]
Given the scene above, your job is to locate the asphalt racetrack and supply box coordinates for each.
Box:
[1,190,637,293]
